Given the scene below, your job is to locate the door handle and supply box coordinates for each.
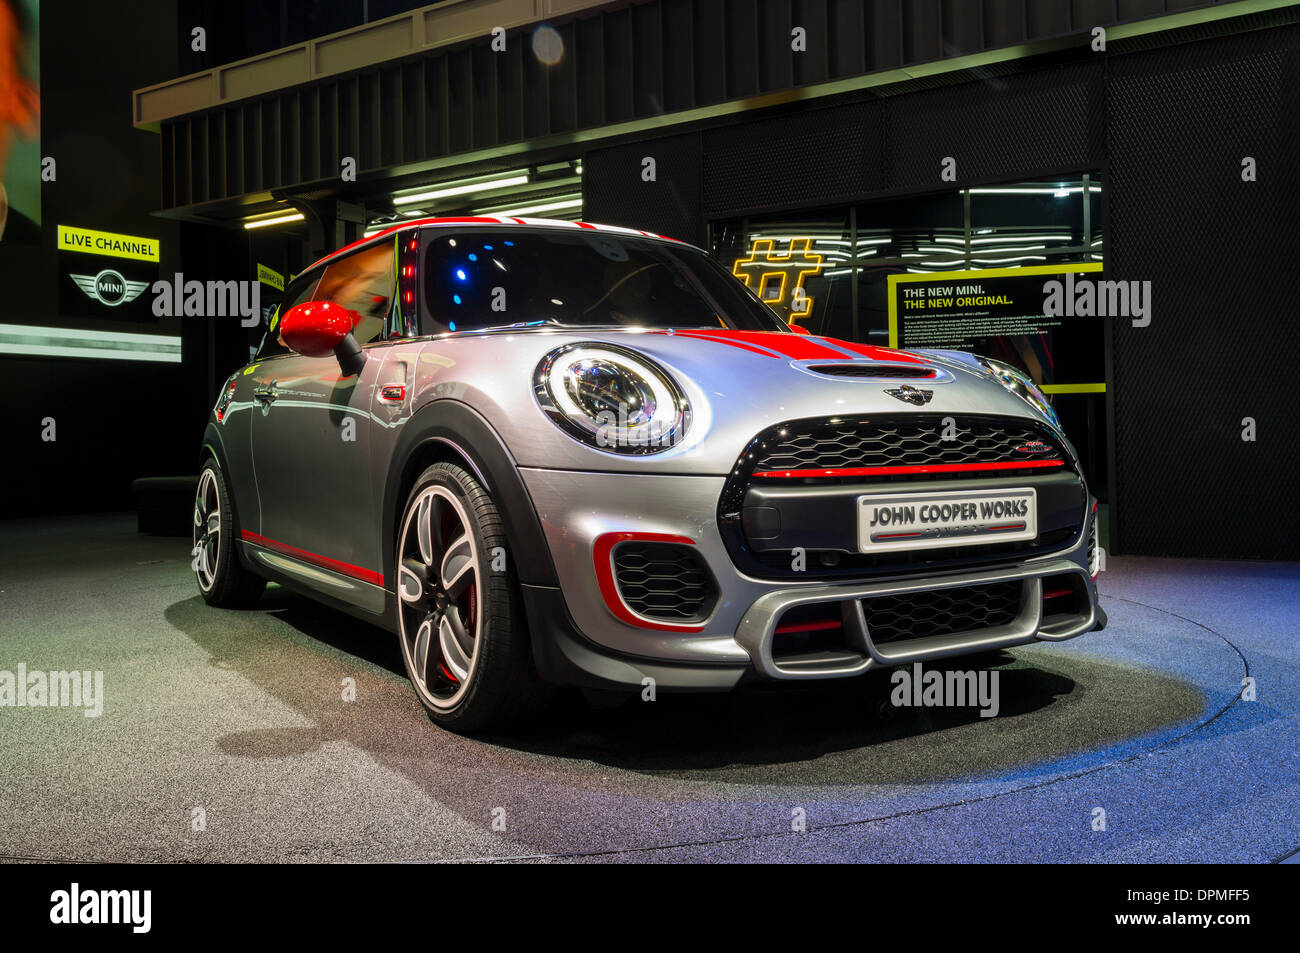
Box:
[253,381,278,404]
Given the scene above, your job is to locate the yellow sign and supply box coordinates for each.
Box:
[732,237,825,325]
[57,225,160,263]
[886,262,1102,349]
[257,263,284,291]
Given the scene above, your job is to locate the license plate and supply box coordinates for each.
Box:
[857,488,1037,553]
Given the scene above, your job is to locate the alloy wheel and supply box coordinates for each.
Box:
[193,469,221,592]
[397,485,482,709]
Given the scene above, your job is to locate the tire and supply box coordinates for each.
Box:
[193,458,267,607]
[395,462,551,731]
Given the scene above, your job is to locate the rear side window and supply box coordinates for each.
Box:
[255,240,397,360]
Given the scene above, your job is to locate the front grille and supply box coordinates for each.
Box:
[751,414,1065,477]
[717,414,1085,581]
[863,581,1022,644]
[613,542,717,622]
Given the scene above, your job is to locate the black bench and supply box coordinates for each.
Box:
[132,476,198,537]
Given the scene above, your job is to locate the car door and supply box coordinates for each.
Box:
[245,239,397,601]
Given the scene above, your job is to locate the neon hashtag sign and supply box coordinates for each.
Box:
[731,237,825,324]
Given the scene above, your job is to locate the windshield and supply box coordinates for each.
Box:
[421,228,787,333]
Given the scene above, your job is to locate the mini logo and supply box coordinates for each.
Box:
[1017,440,1052,455]
[884,384,933,405]
[70,269,149,307]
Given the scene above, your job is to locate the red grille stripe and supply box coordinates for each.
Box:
[753,460,1065,478]
[774,619,843,635]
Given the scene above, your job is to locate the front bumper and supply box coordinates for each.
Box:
[519,467,1100,690]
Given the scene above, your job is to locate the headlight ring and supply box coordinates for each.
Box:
[534,342,691,454]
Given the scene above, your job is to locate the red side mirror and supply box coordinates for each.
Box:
[788,322,812,335]
[280,301,357,358]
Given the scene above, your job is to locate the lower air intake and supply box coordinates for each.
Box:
[613,542,717,623]
[862,581,1022,644]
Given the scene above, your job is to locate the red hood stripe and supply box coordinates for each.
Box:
[665,329,929,364]
[671,329,849,360]
[820,339,927,363]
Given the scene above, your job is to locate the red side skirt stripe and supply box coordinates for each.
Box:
[240,530,384,587]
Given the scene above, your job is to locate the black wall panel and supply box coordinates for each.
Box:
[700,100,883,216]
[160,0,1203,209]
[883,61,1105,191]
[1107,25,1300,558]
[583,134,705,246]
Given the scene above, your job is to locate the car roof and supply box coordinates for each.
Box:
[302,216,690,275]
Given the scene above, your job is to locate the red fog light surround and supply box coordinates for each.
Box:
[592,531,708,632]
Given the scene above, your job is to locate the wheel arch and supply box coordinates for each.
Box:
[198,421,258,574]
[382,400,558,593]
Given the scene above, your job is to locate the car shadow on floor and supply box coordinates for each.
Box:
[166,586,1205,787]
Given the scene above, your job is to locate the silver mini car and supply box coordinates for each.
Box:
[195,217,1103,730]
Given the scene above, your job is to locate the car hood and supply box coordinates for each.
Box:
[406,327,1068,475]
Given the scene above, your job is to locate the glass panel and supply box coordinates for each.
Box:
[968,178,1087,268]
[853,192,965,345]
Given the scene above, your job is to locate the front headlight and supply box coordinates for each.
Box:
[534,343,690,454]
[978,357,1061,429]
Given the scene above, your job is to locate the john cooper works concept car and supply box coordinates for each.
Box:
[195,217,1104,730]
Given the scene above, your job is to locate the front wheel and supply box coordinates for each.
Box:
[395,462,550,731]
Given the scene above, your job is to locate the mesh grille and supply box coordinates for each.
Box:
[751,415,1065,477]
[864,581,1022,644]
[613,542,717,621]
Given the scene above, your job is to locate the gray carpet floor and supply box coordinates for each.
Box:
[0,513,1295,862]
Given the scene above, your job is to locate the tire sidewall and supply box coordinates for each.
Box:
[195,460,237,599]
[398,463,514,726]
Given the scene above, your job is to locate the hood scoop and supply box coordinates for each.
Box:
[803,363,939,380]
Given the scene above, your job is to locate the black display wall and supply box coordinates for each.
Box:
[0,0,251,520]
[583,21,1300,560]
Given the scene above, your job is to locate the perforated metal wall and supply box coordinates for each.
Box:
[582,133,705,245]
[1107,24,1300,558]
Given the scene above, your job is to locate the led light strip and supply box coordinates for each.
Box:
[243,212,305,230]
[393,172,531,206]
[0,323,183,363]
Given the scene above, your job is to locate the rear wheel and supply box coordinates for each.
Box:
[193,459,266,606]
[396,462,550,731]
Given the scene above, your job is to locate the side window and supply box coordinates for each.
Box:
[312,240,395,347]
[253,240,397,361]
[255,272,322,360]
